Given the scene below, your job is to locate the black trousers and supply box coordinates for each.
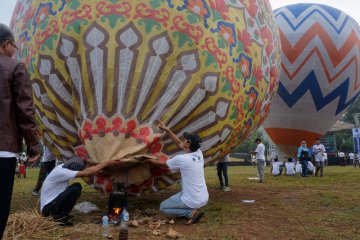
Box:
[33,160,56,192]
[42,183,82,220]
[0,157,16,239]
[217,162,229,187]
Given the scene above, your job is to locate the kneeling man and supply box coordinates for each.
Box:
[148,121,208,225]
[40,157,117,225]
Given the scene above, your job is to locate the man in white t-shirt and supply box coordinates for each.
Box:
[251,138,266,183]
[271,158,283,176]
[354,153,360,168]
[147,121,208,225]
[338,151,346,166]
[285,158,296,176]
[312,138,326,177]
[40,157,117,225]
[348,152,355,165]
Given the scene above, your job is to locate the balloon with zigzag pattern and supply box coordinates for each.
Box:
[263,3,360,156]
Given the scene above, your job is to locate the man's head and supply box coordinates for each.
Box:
[315,138,320,145]
[274,157,279,162]
[254,138,261,145]
[0,23,17,57]
[301,141,307,147]
[63,156,86,171]
[288,157,293,162]
[182,132,202,152]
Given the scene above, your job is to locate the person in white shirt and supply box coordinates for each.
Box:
[348,152,355,165]
[338,151,346,166]
[285,158,296,176]
[354,153,360,168]
[307,161,315,175]
[271,158,283,176]
[147,121,208,225]
[217,154,230,191]
[40,157,118,226]
[251,138,266,183]
[312,138,326,177]
[323,152,328,166]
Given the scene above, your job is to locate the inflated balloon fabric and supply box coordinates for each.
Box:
[11,0,280,194]
[264,3,360,156]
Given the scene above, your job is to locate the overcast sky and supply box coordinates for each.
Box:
[1,0,359,27]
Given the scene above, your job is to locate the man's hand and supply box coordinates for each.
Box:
[28,154,40,163]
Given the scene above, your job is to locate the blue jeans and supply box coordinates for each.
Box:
[217,162,229,187]
[160,192,193,218]
[300,160,308,176]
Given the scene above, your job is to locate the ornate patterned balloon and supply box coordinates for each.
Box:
[263,3,360,156]
[11,0,280,195]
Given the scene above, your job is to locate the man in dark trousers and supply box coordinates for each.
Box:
[0,23,40,238]
[32,144,57,196]
[40,157,119,226]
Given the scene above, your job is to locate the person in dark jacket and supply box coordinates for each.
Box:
[0,23,40,238]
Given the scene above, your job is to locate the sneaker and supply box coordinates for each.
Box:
[32,191,39,196]
[223,186,230,192]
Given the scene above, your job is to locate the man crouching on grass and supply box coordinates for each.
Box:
[147,121,208,225]
[40,157,119,226]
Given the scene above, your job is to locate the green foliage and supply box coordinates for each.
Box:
[341,96,360,124]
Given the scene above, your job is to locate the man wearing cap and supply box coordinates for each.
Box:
[40,157,118,225]
[251,138,266,183]
[147,121,208,225]
[0,23,40,237]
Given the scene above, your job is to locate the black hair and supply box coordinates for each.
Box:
[0,23,14,45]
[288,157,293,162]
[189,142,201,152]
[274,157,279,162]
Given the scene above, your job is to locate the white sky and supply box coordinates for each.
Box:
[0,0,359,28]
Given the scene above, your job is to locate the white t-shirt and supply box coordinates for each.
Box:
[338,152,345,158]
[285,162,296,175]
[348,153,354,160]
[41,146,56,163]
[40,164,78,211]
[0,151,17,158]
[323,152,328,160]
[166,150,208,209]
[307,161,315,171]
[254,143,265,160]
[295,161,302,173]
[312,144,326,162]
[271,162,283,175]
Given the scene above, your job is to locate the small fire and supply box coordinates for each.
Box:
[113,208,121,215]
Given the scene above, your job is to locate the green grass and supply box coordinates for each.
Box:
[8,165,360,239]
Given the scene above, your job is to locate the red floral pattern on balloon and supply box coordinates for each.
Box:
[134,3,170,27]
[170,16,203,44]
[95,1,132,19]
[35,20,59,46]
[201,37,227,68]
[61,4,93,28]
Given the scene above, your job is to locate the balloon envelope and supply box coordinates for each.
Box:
[263,3,360,156]
[12,0,280,194]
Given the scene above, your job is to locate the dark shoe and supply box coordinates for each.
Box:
[58,220,73,227]
[186,211,204,225]
[32,191,39,196]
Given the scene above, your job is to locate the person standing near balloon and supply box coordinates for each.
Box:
[147,121,208,225]
[297,141,310,177]
[338,151,346,167]
[312,138,326,177]
[251,138,266,183]
[0,23,40,238]
[217,154,230,191]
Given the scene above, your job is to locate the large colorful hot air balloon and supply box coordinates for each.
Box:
[11,0,281,195]
[263,3,360,156]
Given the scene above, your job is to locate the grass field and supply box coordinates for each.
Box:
[6,165,360,240]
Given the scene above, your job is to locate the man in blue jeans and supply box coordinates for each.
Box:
[297,141,310,177]
[217,154,230,191]
[147,121,208,225]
